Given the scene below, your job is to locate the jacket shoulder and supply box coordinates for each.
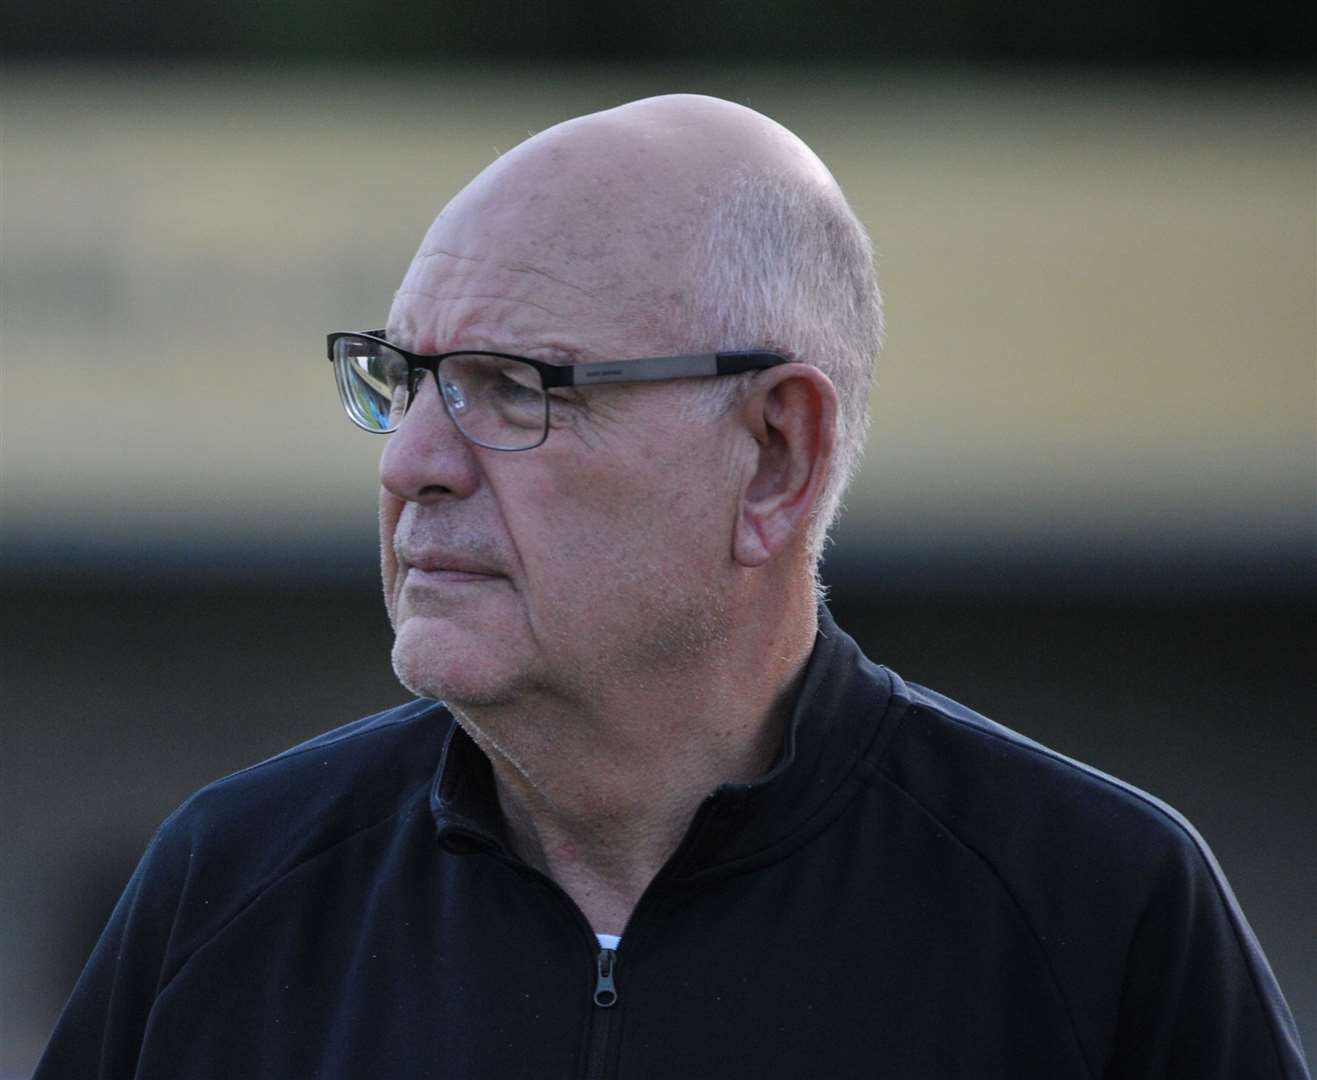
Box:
[876,677,1307,1077]
[149,699,451,967]
[887,679,1202,856]
[33,699,456,1080]
[172,697,450,843]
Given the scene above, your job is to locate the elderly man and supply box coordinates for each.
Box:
[39,96,1307,1079]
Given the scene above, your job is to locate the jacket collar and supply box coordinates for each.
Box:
[429,606,901,875]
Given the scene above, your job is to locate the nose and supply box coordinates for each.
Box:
[378,371,482,503]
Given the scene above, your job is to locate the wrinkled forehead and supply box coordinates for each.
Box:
[392,141,709,353]
[435,135,701,282]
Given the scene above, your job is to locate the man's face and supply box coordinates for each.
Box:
[378,167,744,709]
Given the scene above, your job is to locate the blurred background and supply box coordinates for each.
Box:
[2,2,1314,1075]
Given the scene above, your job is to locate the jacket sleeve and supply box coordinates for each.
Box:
[33,813,191,1080]
[1106,823,1309,1078]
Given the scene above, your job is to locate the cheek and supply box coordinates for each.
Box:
[516,453,727,593]
[521,458,634,547]
[379,489,405,618]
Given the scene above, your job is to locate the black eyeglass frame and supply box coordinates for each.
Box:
[328,329,789,449]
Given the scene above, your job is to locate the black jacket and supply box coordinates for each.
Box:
[38,612,1308,1079]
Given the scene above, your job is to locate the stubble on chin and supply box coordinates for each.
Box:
[389,614,532,708]
[391,618,465,703]
[390,628,435,700]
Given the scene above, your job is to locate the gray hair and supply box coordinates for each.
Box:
[684,170,885,585]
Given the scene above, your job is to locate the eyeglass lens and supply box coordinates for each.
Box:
[333,336,549,450]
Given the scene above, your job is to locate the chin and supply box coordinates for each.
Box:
[390,616,525,707]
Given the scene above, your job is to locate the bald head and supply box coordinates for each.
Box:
[400,96,839,333]
[469,93,834,203]
[391,94,883,572]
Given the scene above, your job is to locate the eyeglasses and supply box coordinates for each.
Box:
[328,330,788,451]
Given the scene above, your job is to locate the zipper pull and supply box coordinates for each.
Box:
[593,947,619,1008]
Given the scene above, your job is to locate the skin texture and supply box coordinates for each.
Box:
[379,94,841,933]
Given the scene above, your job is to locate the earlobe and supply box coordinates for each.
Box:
[732,366,837,569]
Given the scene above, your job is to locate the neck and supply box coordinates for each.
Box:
[453,588,818,936]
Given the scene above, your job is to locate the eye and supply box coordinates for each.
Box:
[492,367,542,401]
[387,381,410,422]
[441,378,469,413]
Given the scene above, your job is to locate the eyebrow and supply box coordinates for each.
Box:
[379,328,583,368]
[522,344,582,366]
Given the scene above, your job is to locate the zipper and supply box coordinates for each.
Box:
[593,947,619,1008]
[483,848,624,1074]
[581,945,619,1079]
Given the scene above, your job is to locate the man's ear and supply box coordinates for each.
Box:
[732,364,838,568]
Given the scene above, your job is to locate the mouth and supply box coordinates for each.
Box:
[398,550,506,590]
[405,566,500,585]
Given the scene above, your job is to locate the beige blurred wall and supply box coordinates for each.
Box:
[2,66,1313,569]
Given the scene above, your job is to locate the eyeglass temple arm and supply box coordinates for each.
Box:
[561,351,786,387]
[325,331,389,362]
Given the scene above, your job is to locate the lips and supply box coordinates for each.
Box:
[399,548,504,578]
